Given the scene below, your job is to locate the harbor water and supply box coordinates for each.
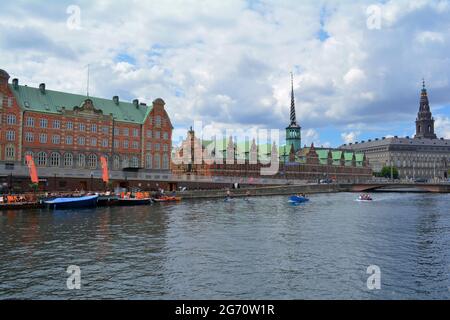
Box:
[0,192,449,299]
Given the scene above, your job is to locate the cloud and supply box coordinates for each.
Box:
[0,0,450,148]
[435,115,450,138]
[341,131,360,144]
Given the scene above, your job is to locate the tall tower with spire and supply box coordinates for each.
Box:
[414,79,437,139]
[285,73,302,153]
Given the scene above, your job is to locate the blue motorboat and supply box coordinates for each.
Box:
[288,195,309,204]
[45,195,99,210]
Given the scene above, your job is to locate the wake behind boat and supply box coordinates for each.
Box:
[357,194,373,201]
[45,194,99,210]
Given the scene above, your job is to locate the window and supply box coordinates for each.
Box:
[6,114,16,125]
[37,152,47,166]
[50,152,60,167]
[163,153,169,169]
[102,139,108,148]
[155,131,161,139]
[163,144,169,152]
[77,154,86,168]
[40,119,48,128]
[163,132,169,140]
[64,153,73,167]
[122,157,129,168]
[114,127,120,135]
[26,117,35,127]
[132,141,139,149]
[39,133,47,144]
[145,154,152,169]
[146,130,152,138]
[123,140,129,148]
[146,142,152,150]
[66,136,73,145]
[91,124,97,132]
[53,120,60,129]
[24,151,34,165]
[133,129,139,137]
[52,135,60,144]
[91,138,97,146]
[155,116,161,127]
[79,123,86,131]
[88,154,97,169]
[102,126,109,134]
[113,155,120,170]
[0,93,3,107]
[78,136,85,145]
[131,156,139,168]
[5,145,15,160]
[6,130,15,141]
[155,143,160,151]
[7,97,13,107]
[66,121,73,130]
[123,128,129,136]
[25,132,34,142]
[114,140,119,148]
[154,154,160,169]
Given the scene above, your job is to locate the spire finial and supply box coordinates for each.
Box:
[422,78,426,90]
[290,72,297,126]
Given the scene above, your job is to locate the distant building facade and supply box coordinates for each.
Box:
[172,77,372,183]
[0,69,173,192]
[341,82,450,180]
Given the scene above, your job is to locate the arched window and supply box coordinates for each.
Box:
[77,154,86,168]
[145,153,152,169]
[64,153,73,167]
[428,125,431,133]
[37,152,48,166]
[122,156,129,168]
[418,125,421,133]
[163,153,169,169]
[5,145,15,160]
[24,151,34,165]
[154,154,160,169]
[113,155,120,170]
[88,154,97,169]
[131,156,139,168]
[50,152,61,167]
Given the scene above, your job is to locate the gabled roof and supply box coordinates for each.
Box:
[10,84,152,124]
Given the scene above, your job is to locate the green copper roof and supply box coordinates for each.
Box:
[10,84,152,124]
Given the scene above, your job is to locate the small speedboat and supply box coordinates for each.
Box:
[153,196,182,203]
[288,195,309,204]
[45,194,99,210]
[357,195,373,201]
[117,198,152,206]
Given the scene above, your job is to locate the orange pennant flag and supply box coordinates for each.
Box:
[25,155,39,184]
[100,156,109,183]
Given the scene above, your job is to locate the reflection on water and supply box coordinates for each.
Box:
[0,193,449,299]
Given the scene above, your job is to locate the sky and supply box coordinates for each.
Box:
[1,0,450,148]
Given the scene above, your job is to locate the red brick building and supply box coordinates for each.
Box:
[0,69,173,192]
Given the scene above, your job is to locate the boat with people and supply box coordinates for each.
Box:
[153,196,182,203]
[357,194,373,201]
[44,194,99,210]
[288,194,309,204]
[117,198,152,206]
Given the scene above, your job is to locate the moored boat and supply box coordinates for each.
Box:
[45,195,99,210]
[117,198,152,206]
[153,196,182,203]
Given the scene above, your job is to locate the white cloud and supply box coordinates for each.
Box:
[341,131,360,144]
[434,115,450,138]
[0,0,450,143]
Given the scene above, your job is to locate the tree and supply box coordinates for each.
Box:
[379,166,399,179]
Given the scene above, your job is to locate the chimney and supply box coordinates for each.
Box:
[39,83,46,94]
[113,96,119,105]
[133,99,139,108]
[12,78,19,89]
